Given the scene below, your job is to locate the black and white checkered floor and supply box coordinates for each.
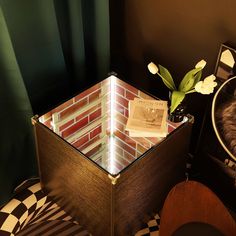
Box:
[0,179,160,236]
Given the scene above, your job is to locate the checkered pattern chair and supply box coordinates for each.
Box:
[0,179,160,236]
[0,179,90,236]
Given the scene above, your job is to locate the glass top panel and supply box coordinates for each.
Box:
[39,76,183,175]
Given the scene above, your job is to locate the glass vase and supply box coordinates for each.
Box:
[168,103,186,122]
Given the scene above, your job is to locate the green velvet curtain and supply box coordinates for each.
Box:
[0,0,110,205]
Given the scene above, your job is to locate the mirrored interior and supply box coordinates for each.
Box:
[39,76,182,174]
[213,44,236,161]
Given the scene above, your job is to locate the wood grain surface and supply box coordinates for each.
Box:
[34,122,112,236]
[113,122,192,235]
[34,120,192,236]
[159,181,236,236]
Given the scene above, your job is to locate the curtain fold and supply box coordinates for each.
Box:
[54,0,110,91]
[0,5,36,205]
[54,0,86,89]
[0,0,110,205]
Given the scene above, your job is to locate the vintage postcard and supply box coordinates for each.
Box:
[126,99,168,137]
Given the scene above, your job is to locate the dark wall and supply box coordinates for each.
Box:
[110,0,236,153]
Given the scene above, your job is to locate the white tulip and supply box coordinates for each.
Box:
[204,74,217,85]
[195,81,210,94]
[195,81,204,92]
[148,62,159,74]
[195,59,207,69]
[195,75,217,94]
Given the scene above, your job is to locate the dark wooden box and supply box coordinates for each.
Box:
[32,76,193,236]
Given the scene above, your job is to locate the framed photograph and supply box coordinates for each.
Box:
[214,44,236,82]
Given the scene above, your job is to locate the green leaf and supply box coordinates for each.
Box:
[159,65,176,91]
[170,91,185,113]
[178,67,202,92]
[193,70,202,86]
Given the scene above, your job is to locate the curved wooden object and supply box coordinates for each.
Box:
[159,181,236,236]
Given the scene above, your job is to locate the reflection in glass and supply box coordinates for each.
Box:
[38,76,182,174]
[212,76,236,161]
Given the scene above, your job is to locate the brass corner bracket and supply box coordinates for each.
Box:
[31,115,39,126]
[108,174,120,185]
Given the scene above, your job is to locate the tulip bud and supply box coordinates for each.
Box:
[195,59,207,69]
[148,62,159,74]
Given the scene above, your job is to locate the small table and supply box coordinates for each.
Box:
[32,75,193,236]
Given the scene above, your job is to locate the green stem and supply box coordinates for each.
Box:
[157,72,176,91]
[185,89,196,94]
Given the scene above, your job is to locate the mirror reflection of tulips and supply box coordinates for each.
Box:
[148,60,217,113]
